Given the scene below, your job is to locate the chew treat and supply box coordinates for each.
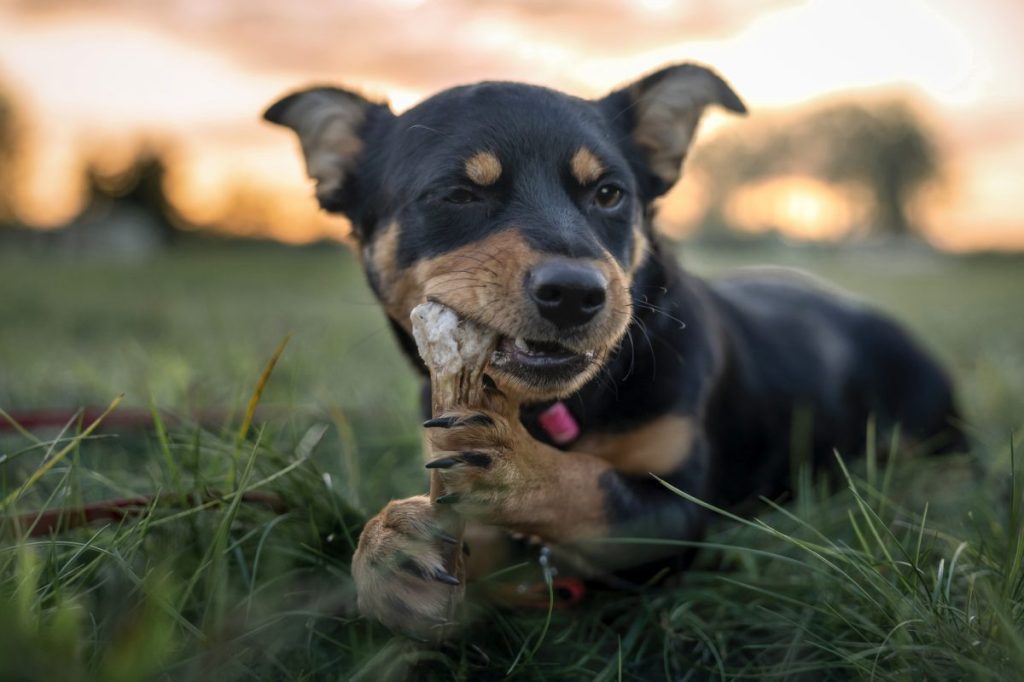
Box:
[410,303,498,412]
[410,302,500,622]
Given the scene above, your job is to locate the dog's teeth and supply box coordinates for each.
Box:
[515,337,530,352]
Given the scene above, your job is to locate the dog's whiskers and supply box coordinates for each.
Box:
[622,326,637,383]
[633,300,687,330]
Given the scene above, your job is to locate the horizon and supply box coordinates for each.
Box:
[1,0,1022,251]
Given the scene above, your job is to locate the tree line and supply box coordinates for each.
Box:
[0,83,944,242]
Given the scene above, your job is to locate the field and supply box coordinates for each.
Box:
[1,240,1023,680]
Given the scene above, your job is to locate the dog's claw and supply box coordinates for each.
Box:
[426,451,492,470]
[398,557,460,586]
[423,416,458,429]
[461,414,495,427]
[398,557,429,580]
[435,529,459,545]
[459,451,492,468]
[423,414,493,429]
[433,569,461,586]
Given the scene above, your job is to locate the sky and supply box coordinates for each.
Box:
[0,0,1022,249]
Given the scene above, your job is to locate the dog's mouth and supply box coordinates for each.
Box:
[417,298,620,399]
[495,335,594,367]
[489,334,596,388]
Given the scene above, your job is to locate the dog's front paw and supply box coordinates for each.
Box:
[424,409,540,523]
[351,495,464,640]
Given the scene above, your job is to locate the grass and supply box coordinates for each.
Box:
[1,239,1022,680]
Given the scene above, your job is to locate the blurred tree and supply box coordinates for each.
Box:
[692,98,943,238]
[81,147,183,245]
[809,101,942,236]
[690,123,794,238]
[0,82,20,226]
[58,146,189,258]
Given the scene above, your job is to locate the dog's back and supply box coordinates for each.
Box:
[705,268,963,505]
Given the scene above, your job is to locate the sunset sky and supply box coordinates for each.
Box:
[0,0,1022,250]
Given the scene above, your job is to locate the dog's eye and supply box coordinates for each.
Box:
[444,188,480,204]
[594,184,624,210]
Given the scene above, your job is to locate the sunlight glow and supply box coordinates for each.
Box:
[0,1,1020,249]
[726,176,864,240]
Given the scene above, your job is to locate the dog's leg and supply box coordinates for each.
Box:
[354,402,708,638]
[351,422,538,640]
[351,495,465,641]
[425,406,710,575]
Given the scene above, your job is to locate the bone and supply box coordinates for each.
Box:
[410,303,498,413]
[409,302,500,634]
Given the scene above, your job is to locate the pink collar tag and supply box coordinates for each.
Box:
[538,401,580,445]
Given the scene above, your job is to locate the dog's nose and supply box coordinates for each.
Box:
[527,260,607,329]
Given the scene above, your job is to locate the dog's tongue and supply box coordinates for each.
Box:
[538,401,580,445]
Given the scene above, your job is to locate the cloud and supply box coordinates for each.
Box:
[7,0,795,95]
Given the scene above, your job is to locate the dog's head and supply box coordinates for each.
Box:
[265,64,744,401]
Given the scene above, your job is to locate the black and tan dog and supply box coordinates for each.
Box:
[264,63,964,637]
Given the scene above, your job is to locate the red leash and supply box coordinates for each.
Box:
[4,491,287,538]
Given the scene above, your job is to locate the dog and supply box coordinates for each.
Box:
[264,63,964,638]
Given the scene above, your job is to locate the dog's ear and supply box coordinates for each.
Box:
[599,63,746,198]
[264,86,392,214]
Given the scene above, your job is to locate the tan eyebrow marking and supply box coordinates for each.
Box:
[464,151,502,186]
[570,146,605,185]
